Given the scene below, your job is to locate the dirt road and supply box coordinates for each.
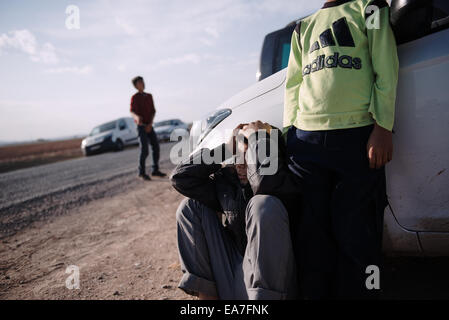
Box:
[0,143,174,238]
[2,172,449,300]
[0,174,191,300]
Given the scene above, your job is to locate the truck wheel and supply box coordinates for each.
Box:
[115,139,124,151]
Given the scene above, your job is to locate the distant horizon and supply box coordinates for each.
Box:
[0,134,87,146]
[0,117,197,145]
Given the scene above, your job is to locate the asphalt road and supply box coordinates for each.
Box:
[0,143,176,238]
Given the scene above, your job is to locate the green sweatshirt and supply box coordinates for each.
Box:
[284,0,399,132]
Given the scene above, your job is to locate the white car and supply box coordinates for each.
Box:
[81,117,138,156]
[154,119,189,142]
[191,0,449,256]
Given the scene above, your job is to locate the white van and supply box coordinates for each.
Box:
[81,117,138,156]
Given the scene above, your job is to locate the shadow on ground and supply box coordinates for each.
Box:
[382,257,449,299]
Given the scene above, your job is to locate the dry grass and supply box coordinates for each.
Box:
[0,138,84,173]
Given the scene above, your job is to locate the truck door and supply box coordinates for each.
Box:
[387,0,449,233]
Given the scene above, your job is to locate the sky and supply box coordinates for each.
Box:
[0,0,322,142]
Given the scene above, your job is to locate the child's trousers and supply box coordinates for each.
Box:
[286,124,387,299]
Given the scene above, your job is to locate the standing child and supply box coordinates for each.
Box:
[284,0,398,299]
[130,76,166,180]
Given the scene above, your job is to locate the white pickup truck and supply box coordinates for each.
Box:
[189,0,449,256]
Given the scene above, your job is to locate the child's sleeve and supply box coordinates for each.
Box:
[365,0,399,131]
[283,25,303,132]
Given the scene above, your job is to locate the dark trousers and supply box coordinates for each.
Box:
[138,125,160,175]
[286,125,387,299]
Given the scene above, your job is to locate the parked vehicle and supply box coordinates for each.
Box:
[191,0,449,256]
[81,117,138,156]
[153,119,189,142]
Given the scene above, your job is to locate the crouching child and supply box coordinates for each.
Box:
[170,121,302,300]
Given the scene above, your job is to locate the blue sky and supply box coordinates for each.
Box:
[0,0,321,141]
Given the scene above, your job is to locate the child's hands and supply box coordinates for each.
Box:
[226,123,247,155]
[240,121,272,139]
[225,121,271,156]
[367,123,393,169]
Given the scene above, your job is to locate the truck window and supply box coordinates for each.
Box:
[258,24,295,81]
[273,32,293,73]
[118,119,127,130]
[274,33,292,72]
[281,43,290,68]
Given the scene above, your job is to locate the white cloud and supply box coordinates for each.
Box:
[0,29,59,64]
[115,18,138,36]
[0,29,36,54]
[158,53,201,66]
[117,64,127,72]
[204,27,219,39]
[198,38,214,47]
[44,65,92,75]
[30,42,59,64]
[198,27,220,47]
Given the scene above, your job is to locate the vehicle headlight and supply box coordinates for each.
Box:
[197,108,232,145]
[81,140,87,148]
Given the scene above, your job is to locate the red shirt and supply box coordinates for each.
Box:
[130,92,155,124]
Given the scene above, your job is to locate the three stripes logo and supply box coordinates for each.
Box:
[302,17,362,77]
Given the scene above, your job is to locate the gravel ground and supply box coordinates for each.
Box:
[0,143,174,238]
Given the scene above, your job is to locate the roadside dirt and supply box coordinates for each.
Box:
[0,176,191,300]
[0,138,84,174]
[1,167,449,299]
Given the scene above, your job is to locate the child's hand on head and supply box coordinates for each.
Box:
[240,121,272,139]
[226,123,247,155]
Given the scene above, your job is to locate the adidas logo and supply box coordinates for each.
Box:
[303,52,362,76]
[302,17,361,77]
[309,17,355,53]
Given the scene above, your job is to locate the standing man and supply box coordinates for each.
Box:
[130,76,166,180]
[284,0,398,299]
